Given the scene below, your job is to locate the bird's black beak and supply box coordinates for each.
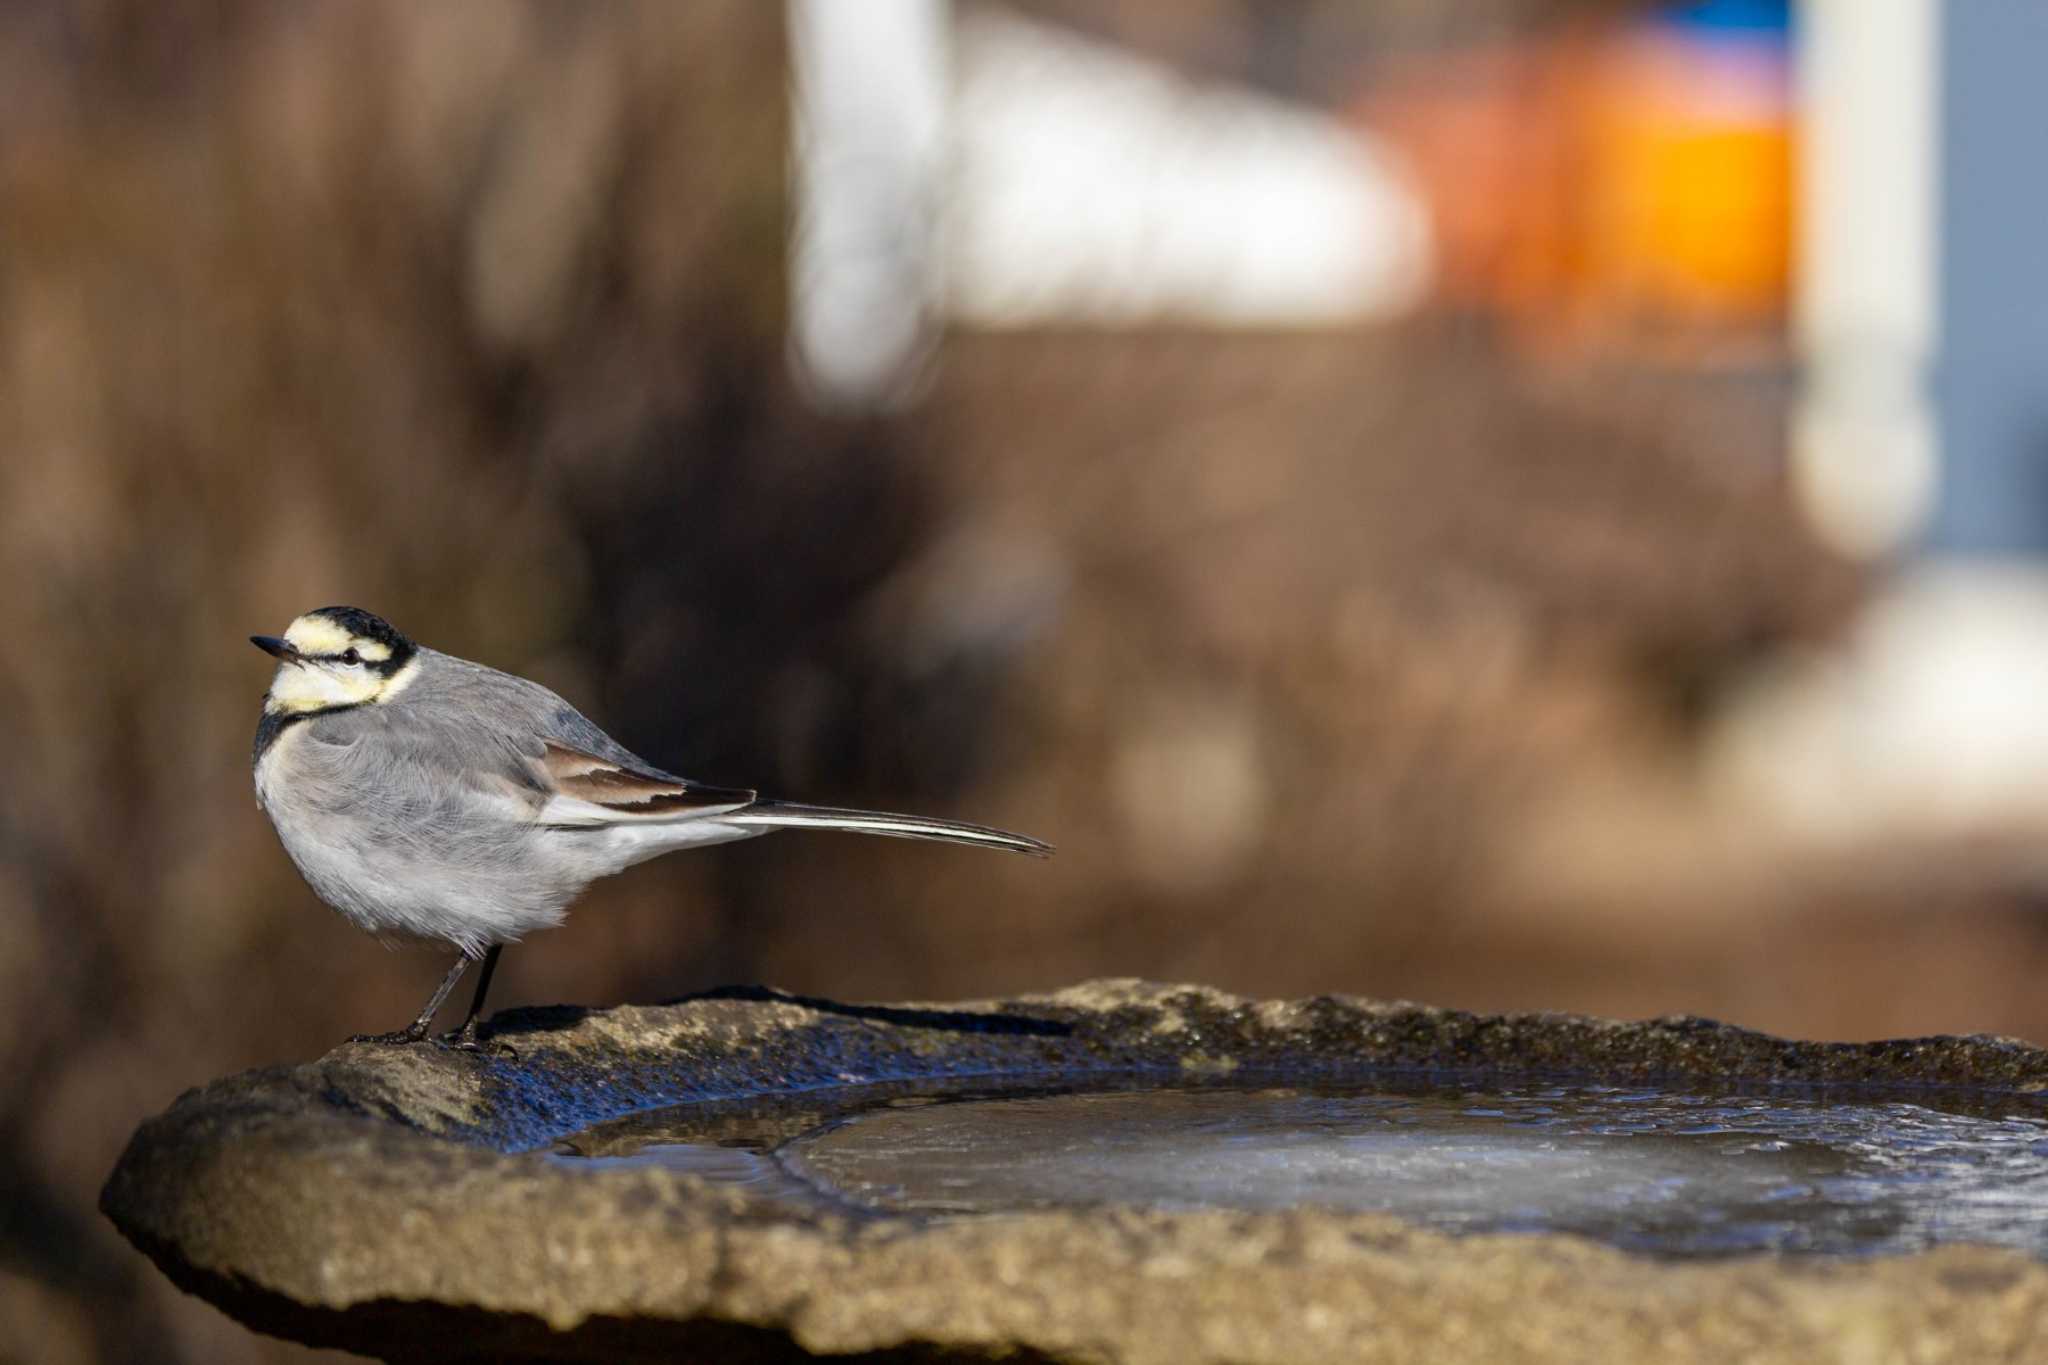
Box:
[251,635,302,662]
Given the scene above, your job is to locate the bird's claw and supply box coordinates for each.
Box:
[348,1027,431,1046]
[343,1025,513,1057]
[433,1029,516,1059]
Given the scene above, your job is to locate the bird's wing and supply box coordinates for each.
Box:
[534,739,756,826]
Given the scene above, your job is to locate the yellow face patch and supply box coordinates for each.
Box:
[281,615,351,656]
[264,614,412,714]
[264,658,385,714]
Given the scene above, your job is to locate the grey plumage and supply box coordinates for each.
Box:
[251,607,1049,1044]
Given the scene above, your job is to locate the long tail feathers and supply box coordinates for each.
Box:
[719,800,1052,856]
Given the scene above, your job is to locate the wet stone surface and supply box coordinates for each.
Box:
[766,1080,2048,1258]
[101,980,2048,1363]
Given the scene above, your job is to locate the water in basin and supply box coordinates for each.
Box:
[556,1078,2048,1259]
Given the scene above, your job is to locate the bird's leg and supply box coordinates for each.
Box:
[443,944,503,1053]
[350,954,470,1045]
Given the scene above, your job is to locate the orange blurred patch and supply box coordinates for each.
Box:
[1362,18,1792,355]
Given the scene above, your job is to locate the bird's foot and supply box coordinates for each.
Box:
[434,1024,516,1059]
[347,1026,432,1046]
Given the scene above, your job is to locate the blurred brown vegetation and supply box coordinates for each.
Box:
[6,3,2048,1363]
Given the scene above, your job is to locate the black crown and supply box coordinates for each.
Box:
[309,606,415,663]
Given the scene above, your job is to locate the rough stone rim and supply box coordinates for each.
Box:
[100,979,2048,1364]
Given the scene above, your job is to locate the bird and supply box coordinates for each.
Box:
[250,605,1050,1049]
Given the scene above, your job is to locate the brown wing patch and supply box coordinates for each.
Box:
[541,741,755,815]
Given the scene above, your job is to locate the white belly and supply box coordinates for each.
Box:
[255,727,574,954]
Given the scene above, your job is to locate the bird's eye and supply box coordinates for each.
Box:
[340,648,361,666]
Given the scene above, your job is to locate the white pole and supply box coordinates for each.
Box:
[787,0,949,410]
[1791,0,1939,558]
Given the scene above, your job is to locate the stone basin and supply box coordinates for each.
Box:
[100,980,2048,1363]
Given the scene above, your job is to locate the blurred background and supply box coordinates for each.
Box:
[9,0,2048,1358]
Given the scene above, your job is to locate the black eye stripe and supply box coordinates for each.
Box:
[312,647,399,674]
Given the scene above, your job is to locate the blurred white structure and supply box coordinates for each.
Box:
[1796,0,2048,562]
[788,0,949,410]
[944,8,1430,328]
[1714,566,2048,840]
[1792,0,1937,559]
[788,1,1431,408]
[1720,0,2048,844]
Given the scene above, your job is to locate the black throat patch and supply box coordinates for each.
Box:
[252,703,365,763]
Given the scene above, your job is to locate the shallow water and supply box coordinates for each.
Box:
[555,1078,2048,1259]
